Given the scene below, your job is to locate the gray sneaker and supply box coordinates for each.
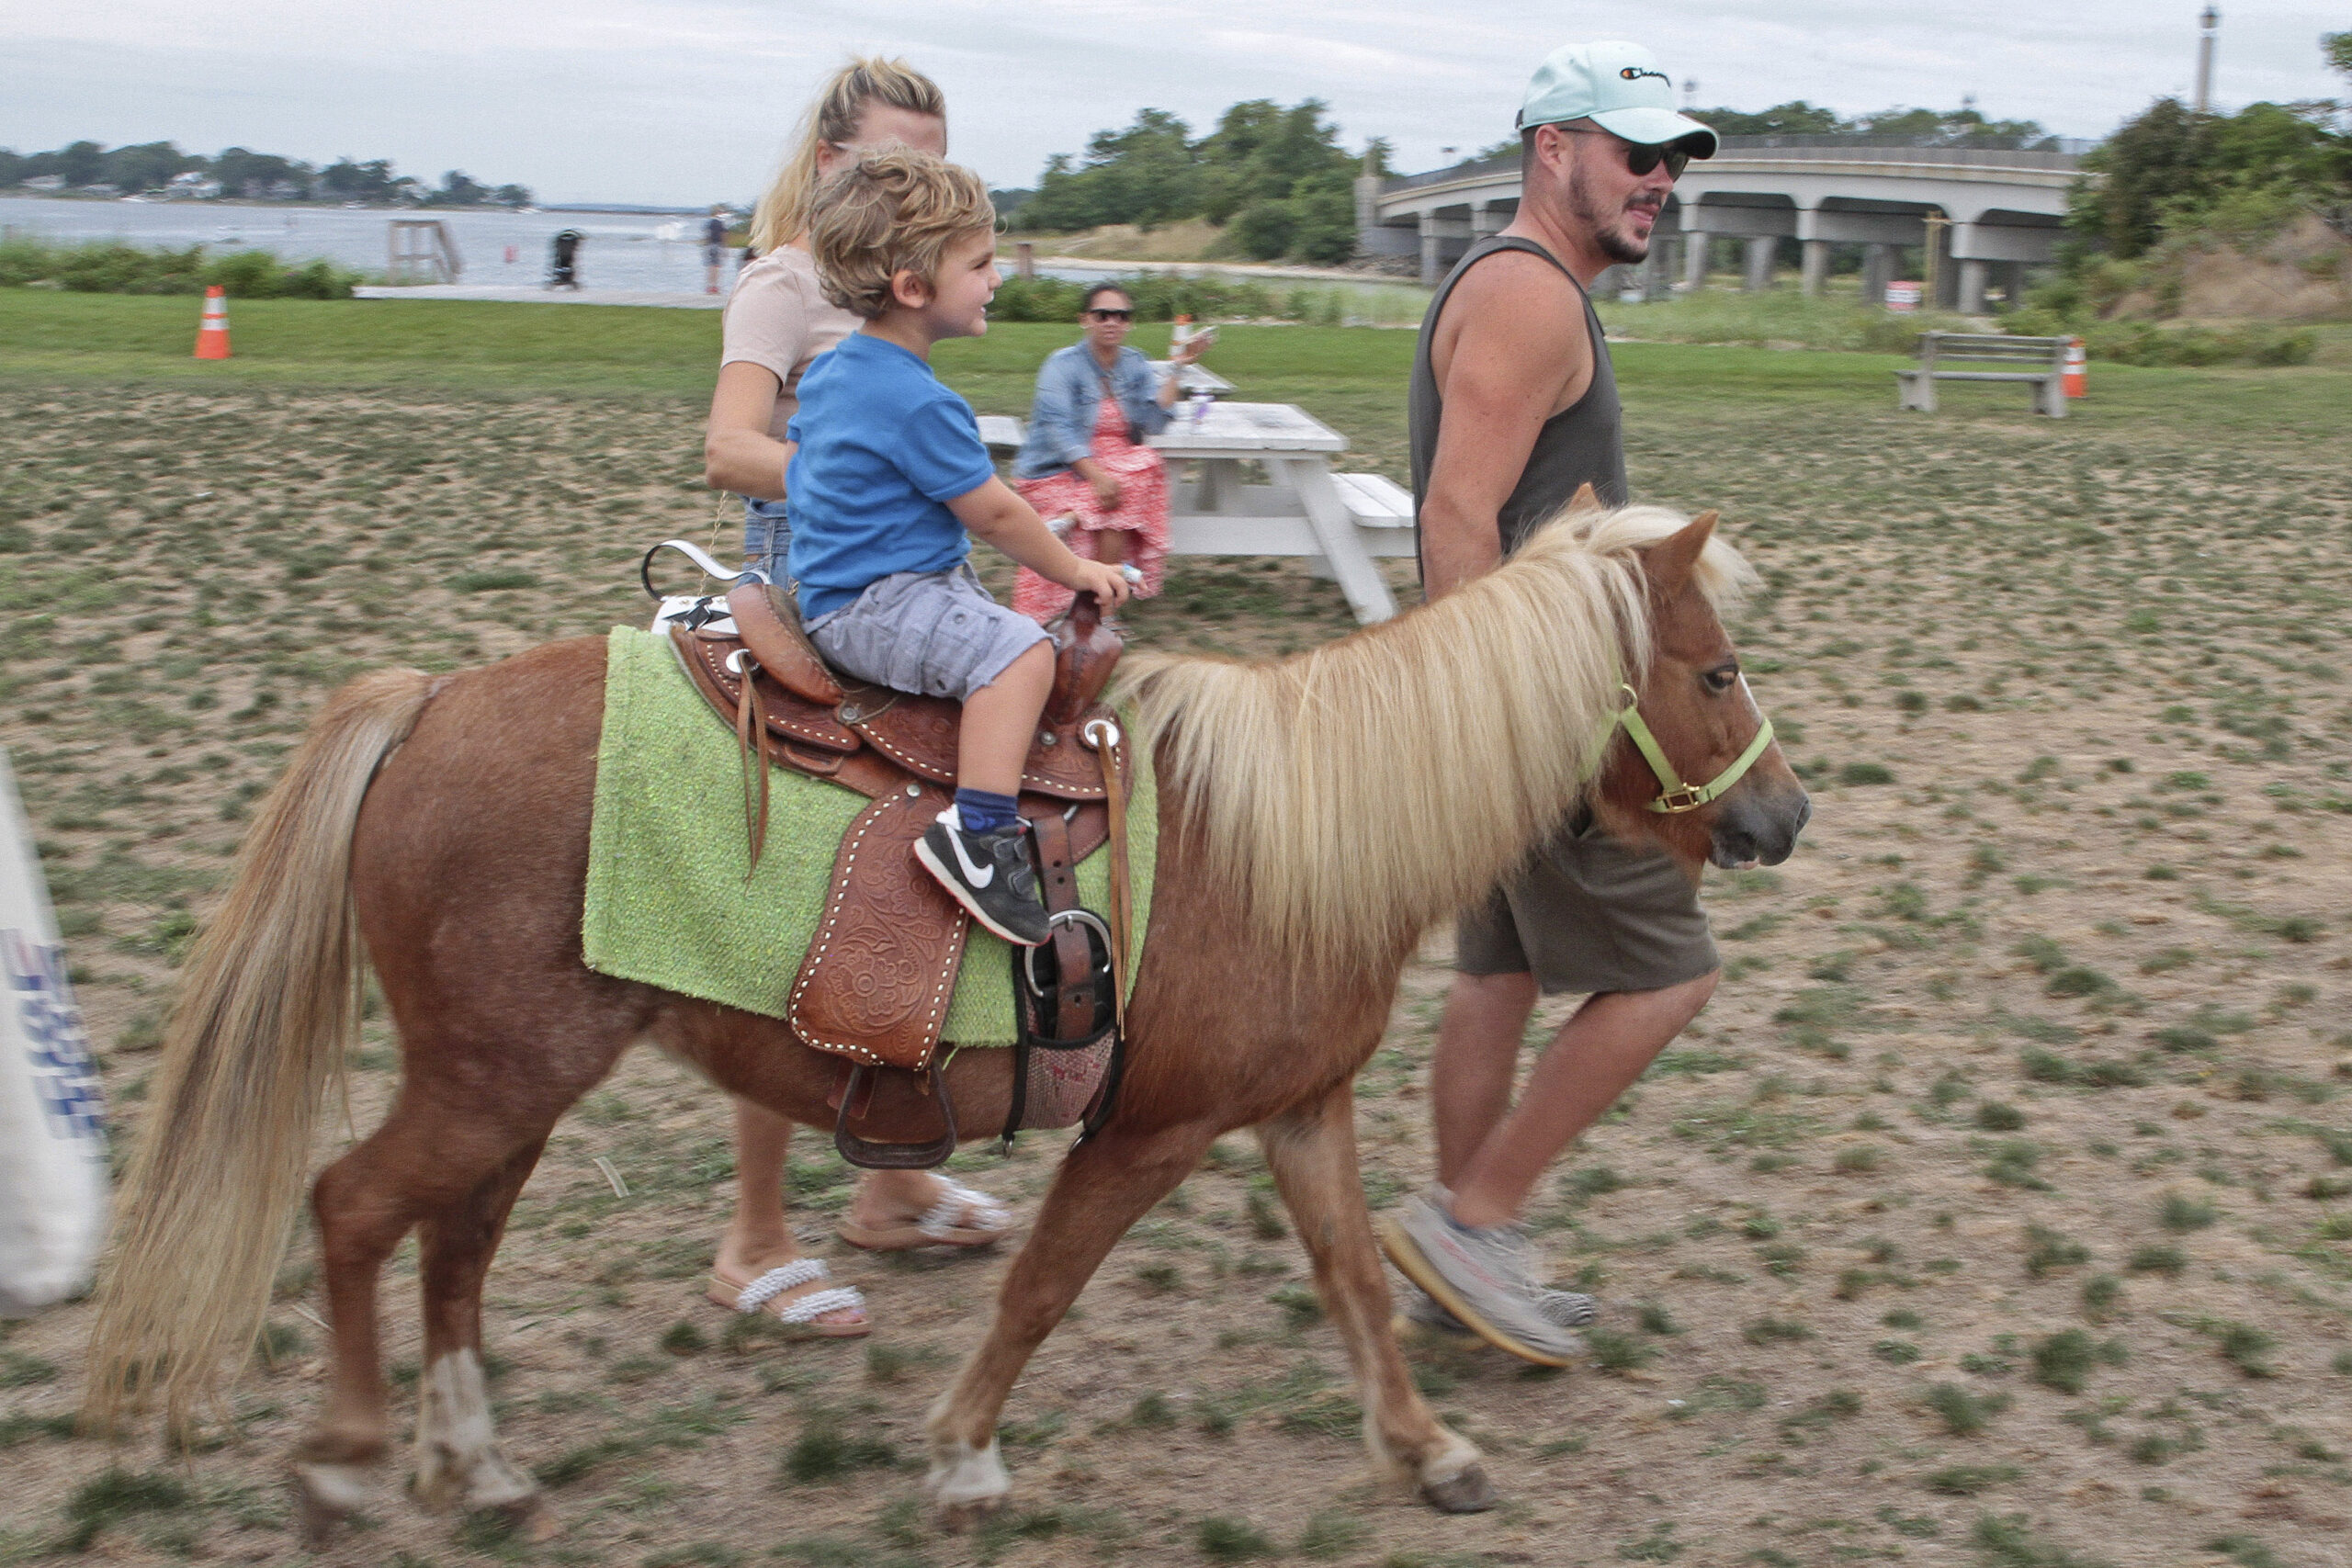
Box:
[1404,1282,1597,1338]
[1378,1190,1584,1366]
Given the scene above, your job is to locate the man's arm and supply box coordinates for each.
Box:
[1419,255,1591,600]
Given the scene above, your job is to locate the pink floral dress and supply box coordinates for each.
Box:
[1012,390,1170,623]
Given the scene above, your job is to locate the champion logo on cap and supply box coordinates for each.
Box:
[1619,67,1668,83]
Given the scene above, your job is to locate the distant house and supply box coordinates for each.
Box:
[166,172,222,199]
[23,175,64,191]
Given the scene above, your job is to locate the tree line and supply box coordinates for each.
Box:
[1002,99,1388,266]
[0,140,532,208]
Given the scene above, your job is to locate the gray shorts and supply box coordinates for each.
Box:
[805,564,1049,704]
[1455,808,1719,996]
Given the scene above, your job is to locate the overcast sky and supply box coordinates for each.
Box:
[4,0,2343,205]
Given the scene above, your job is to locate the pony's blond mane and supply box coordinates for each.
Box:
[1122,502,1753,966]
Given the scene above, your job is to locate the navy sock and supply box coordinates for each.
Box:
[953,787,1020,837]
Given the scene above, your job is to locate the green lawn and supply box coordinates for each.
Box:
[1,290,2344,462]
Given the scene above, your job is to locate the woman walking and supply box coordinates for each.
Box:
[698,57,1011,1339]
[1009,284,1208,622]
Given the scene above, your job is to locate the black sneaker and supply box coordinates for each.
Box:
[915,811,1050,947]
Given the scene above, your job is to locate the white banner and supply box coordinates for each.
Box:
[0,746,108,1314]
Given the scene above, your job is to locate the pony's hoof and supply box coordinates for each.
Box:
[486,1496,565,1544]
[923,1435,1010,1529]
[935,1494,1007,1532]
[1421,1463,1498,1514]
[287,1462,372,1546]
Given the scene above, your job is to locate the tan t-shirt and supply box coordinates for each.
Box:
[719,246,858,441]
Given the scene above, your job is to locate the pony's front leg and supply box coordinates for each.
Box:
[1258,1084,1497,1513]
[923,1118,1216,1525]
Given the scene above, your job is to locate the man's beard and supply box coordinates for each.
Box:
[1567,163,1654,265]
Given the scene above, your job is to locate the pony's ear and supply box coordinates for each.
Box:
[1563,482,1603,518]
[1645,510,1719,592]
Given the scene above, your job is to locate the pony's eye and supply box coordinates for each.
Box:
[1702,665,1739,694]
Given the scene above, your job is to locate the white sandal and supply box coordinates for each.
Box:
[707,1257,868,1337]
[837,1178,1012,1250]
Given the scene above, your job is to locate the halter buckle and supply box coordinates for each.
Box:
[1650,784,1710,815]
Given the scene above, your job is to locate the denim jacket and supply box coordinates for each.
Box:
[1011,343,1171,480]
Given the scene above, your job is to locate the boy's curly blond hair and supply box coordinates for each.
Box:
[809,148,996,320]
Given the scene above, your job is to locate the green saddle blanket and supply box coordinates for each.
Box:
[582,626,1156,1044]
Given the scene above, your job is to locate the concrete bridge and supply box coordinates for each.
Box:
[1360,137,2086,311]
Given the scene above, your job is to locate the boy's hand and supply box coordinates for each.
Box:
[1066,559,1132,607]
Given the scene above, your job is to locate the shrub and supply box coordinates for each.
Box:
[0,237,360,298]
[1926,1382,2009,1436]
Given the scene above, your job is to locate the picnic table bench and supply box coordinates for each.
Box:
[975,402,1412,624]
[1895,333,2070,417]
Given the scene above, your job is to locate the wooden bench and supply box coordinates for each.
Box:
[1895,333,2069,417]
[1330,471,1413,533]
[977,415,1025,457]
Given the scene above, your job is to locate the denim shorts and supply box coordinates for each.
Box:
[742,498,790,581]
[804,564,1049,704]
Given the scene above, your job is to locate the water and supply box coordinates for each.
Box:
[1,196,1434,319]
[0,196,720,292]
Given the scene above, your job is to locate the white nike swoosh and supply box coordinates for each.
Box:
[947,829,994,887]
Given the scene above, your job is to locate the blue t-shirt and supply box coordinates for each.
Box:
[785,332,997,618]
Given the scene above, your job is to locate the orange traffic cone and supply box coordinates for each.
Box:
[194,286,231,360]
[2062,337,2086,399]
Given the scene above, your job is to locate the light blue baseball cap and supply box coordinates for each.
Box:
[1517,40,1718,156]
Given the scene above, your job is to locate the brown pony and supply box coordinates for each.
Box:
[83,501,1807,1539]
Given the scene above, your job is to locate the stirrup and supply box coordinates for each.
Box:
[833,1059,959,1169]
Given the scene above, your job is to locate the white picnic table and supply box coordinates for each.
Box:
[1149,401,1411,624]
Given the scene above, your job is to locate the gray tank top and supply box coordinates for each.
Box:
[1408,237,1626,570]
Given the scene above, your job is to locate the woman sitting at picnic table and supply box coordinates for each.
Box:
[1008,284,1208,621]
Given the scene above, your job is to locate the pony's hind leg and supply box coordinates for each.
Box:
[1258,1083,1496,1513]
[924,1117,1218,1524]
[293,1095,587,1540]
[290,1111,436,1540]
[412,1136,560,1538]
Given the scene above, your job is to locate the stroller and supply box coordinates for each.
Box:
[547,230,584,290]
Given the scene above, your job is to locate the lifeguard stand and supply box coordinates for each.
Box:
[388,220,463,284]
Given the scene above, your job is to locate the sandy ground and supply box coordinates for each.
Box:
[1,377,2348,1568]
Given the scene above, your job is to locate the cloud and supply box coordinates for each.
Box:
[2,0,2342,205]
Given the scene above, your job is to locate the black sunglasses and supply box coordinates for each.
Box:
[1084,307,1133,321]
[1557,127,1691,179]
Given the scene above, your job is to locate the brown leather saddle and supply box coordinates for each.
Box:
[668,577,1133,1167]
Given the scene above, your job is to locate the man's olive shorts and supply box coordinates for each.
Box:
[1454,810,1719,995]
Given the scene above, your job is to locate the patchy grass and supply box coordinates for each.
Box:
[5,311,2348,1568]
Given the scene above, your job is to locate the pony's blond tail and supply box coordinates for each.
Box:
[83,668,437,1436]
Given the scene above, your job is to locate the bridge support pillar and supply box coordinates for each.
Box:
[2000,260,2028,311]
[1419,211,1442,288]
[1800,238,1830,297]
[1471,202,1507,242]
[1741,236,1775,291]
[1861,243,1894,308]
[1957,258,1990,315]
[1683,233,1711,290]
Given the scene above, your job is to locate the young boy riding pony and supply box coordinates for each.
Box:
[790,149,1131,945]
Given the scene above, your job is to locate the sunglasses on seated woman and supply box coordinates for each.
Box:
[1558,127,1694,179]
[1084,307,1133,321]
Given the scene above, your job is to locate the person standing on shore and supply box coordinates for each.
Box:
[697,57,1013,1342]
[702,205,731,295]
[1377,41,1723,1366]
